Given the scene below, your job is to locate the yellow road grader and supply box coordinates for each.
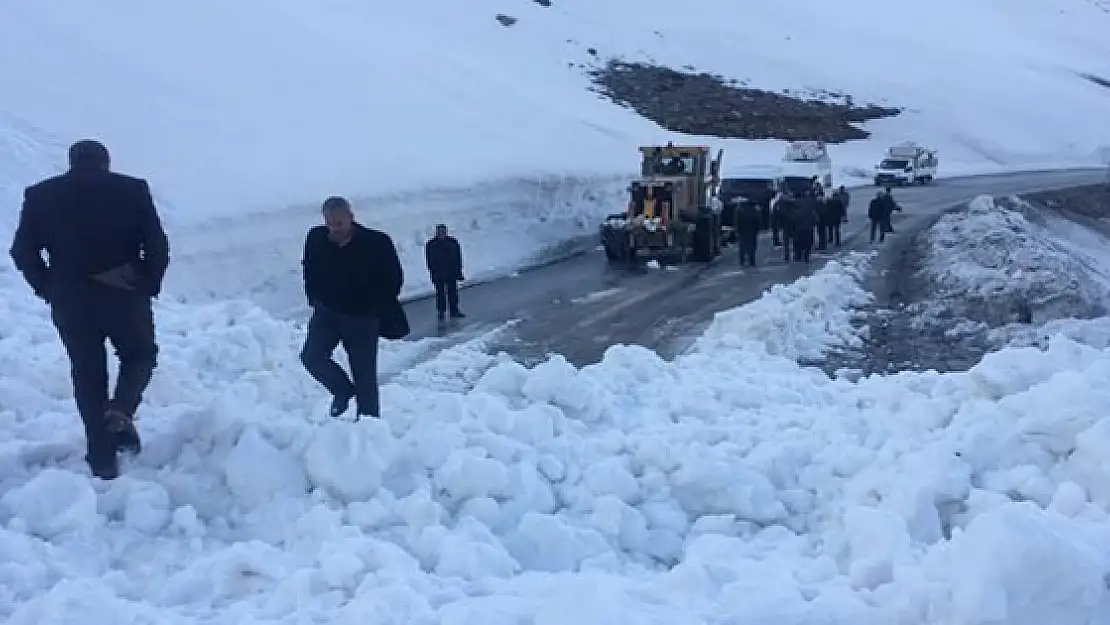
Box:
[599,143,725,266]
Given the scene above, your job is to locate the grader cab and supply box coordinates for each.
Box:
[599,143,725,266]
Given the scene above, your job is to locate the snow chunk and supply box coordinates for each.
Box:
[0,469,101,539]
[224,426,309,505]
[305,421,396,502]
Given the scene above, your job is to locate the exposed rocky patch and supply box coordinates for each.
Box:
[587,60,902,142]
[495,14,517,27]
[821,186,1110,378]
[1025,183,1110,220]
[1082,73,1110,89]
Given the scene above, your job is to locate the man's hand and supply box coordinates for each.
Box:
[91,264,139,291]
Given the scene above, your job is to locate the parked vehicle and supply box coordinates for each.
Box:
[718,165,779,241]
[599,143,725,265]
[874,141,938,186]
[780,141,833,193]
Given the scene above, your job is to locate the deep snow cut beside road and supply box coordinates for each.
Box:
[5,226,1110,623]
[4,0,1110,306]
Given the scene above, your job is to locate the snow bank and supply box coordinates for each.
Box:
[162,175,629,310]
[918,195,1110,329]
[5,247,1110,623]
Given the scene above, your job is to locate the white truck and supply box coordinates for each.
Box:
[873,142,938,186]
[779,141,834,195]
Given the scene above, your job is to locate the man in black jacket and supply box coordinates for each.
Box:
[823,193,846,246]
[9,140,170,479]
[733,199,761,267]
[772,193,796,262]
[424,224,465,322]
[300,196,403,420]
[792,197,818,263]
[868,191,888,243]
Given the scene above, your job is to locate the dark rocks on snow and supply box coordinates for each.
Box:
[533,0,553,6]
[1024,183,1110,220]
[495,14,517,27]
[1082,73,1110,90]
[588,60,902,142]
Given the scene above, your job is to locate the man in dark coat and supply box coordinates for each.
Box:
[833,185,850,221]
[733,199,761,267]
[796,191,823,253]
[9,140,170,479]
[814,193,830,251]
[301,196,403,420]
[772,193,796,262]
[792,197,818,263]
[881,187,902,233]
[424,224,465,322]
[868,191,888,243]
[823,193,846,246]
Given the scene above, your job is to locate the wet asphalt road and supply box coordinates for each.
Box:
[402,169,1107,366]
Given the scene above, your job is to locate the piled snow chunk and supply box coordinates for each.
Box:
[696,252,873,360]
[0,469,101,539]
[921,195,1110,328]
[934,503,1110,624]
[305,421,395,502]
[223,426,309,505]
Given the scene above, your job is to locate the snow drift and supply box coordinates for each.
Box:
[919,195,1110,329]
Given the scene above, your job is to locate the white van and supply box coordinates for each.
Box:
[874,142,938,186]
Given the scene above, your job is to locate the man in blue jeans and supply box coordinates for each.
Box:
[300,196,403,419]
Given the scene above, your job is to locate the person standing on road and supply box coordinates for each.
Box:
[881,187,902,234]
[792,197,818,263]
[796,189,823,251]
[868,191,888,243]
[734,199,761,267]
[300,196,403,420]
[424,223,466,322]
[9,140,170,480]
[833,185,850,222]
[773,192,797,262]
[823,192,846,246]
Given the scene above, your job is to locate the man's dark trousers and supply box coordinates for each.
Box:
[300,306,381,418]
[738,236,757,266]
[434,279,460,317]
[870,219,885,243]
[51,285,157,466]
[793,229,814,262]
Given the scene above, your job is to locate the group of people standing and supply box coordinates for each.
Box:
[9,140,468,479]
[729,184,903,266]
[730,184,852,267]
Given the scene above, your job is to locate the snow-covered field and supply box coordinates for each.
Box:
[3,0,1110,305]
[5,243,1110,623]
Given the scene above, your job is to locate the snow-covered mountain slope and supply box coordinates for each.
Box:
[3,0,1110,302]
[5,247,1110,623]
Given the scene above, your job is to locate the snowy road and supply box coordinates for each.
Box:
[403,168,1108,364]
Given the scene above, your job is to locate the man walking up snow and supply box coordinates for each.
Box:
[300,196,403,419]
[9,140,170,479]
[424,223,466,322]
